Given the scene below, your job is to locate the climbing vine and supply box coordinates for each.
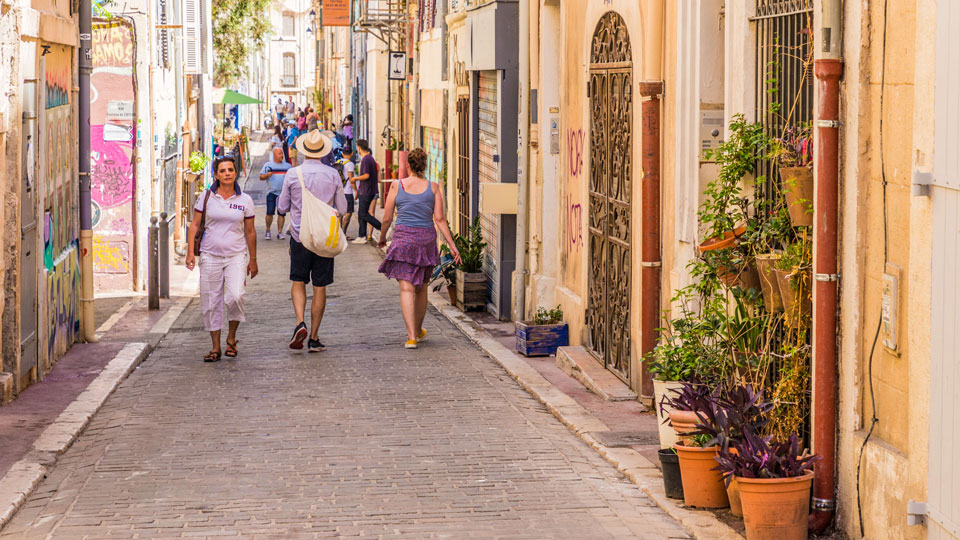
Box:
[212,0,272,87]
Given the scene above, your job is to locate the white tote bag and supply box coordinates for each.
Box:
[291,167,347,257]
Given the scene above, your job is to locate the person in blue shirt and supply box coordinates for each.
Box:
[259,147,291,240]
[285,123,301,164]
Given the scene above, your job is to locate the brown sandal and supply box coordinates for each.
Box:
[225,340,238,358]
[204,350,221,362]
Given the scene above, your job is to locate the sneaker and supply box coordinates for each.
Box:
[264,231,272,240]
[277,231,285,240]
[404,339,418,349]
[308,339,326,352]
[416,328,427,342]
[352,237,368,245]
[289,322,308,350]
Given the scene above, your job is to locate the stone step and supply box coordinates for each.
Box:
[555,346,638,402]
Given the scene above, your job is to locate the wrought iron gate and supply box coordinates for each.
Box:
[586,12,632,383]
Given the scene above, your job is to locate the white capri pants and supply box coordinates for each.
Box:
[199,252,248,331]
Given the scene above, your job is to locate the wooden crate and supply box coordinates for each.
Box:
[515,321,569,357]
[456,269,486,311]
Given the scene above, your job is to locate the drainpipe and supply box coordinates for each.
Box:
[78,0,98,343]
[638,81,662,399]
[511,0,529,322]
[810,0,842,533]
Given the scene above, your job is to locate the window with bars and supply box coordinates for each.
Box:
[282,13,295,36]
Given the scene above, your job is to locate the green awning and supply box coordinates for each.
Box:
[212,88,262,105]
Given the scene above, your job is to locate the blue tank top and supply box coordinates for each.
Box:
[395,180,435,228]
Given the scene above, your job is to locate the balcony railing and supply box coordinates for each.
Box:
[281,75,297,87]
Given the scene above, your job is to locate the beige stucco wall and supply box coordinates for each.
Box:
[835,0,930,538]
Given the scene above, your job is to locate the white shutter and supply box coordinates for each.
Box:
[182,0,201,74]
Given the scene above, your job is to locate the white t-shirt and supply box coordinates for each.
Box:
[343,161,356,195]
[194,189,255,257]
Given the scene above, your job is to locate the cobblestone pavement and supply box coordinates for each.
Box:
[1,161,689,540]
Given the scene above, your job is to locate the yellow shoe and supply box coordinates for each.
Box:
[416,329,427,342]
[404,339,418,349]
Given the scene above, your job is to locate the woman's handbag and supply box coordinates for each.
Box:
[291,168,348,257]
[193,190,212,257]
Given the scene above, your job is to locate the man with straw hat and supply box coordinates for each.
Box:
[278,130,347,353]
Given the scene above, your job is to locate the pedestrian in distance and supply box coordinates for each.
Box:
[285,97,296,120]
[378,148,461,349]
[353,139,382,244]
[259,147,290,240]
[297,110,307,131]
[274,98,285,123]
[286,122,302,164]
[278,130,348,353]
[269,125,284,149]
[185,156,258,362]
[340,145,357,240]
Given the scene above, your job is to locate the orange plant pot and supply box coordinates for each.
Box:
[727,476,743,517]
[674,445,729,509]
[737,471,814,540]
[669,410,700,446]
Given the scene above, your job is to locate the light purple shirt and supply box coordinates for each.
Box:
[194,190,255,256]
[277,158,348,243]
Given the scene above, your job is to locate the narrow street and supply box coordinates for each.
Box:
[0,144,689,540]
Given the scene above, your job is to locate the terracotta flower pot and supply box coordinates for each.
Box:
[774,268,811,328]
[654,380,684,449]
[669,410,700,446]
[780,166,814,227]
[718,262,762,293]
[698,225,747,253]
[755,254,783,312]
[737,471,814,540]
[674,445,729,508]
[727,476,743,517]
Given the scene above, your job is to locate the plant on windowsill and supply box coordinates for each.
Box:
[516,305,568,357]
[186,151,210,182]
[452,217,486,312]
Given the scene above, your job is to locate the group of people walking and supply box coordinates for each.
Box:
[186,127,461,362]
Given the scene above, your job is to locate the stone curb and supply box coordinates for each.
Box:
[428,292,743,540]
[0,341,153,530]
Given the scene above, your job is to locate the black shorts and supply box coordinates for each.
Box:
[345,194,355,213]
[266,193,286,216]
[289,238,334,287]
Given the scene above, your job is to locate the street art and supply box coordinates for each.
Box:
[93,235,130,273]
[424,127,444,184]
[565,193,583,253]
[42,43,80,366]
[92,21,136,291]
[568,128,585,177]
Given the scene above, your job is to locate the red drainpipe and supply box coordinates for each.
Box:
[638,81,663,399]
[809,58,842,534]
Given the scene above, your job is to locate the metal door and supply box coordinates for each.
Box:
[477,70,501,317]
[456,96,470,234]
[20,72,39,384]
[586,12,632,383]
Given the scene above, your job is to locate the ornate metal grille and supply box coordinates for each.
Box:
[456,96,470,234]
[586,12,632,383]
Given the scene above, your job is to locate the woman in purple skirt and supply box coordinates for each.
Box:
[378,148,461,349]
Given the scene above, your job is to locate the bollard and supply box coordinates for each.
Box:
[159,212,170,299]
[148,216,159,310]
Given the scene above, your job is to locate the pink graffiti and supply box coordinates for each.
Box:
[91,124,135,209]
[565,194,583,253]
[568,129,585,177]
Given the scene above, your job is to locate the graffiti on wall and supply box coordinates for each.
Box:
[568,128,585,177]
[563,128,586,254]
[424,127,444,184]
[91,21,136,291]
[42,44,80,364]
[565,193,583,253]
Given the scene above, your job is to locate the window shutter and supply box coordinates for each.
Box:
[182,0,201,75]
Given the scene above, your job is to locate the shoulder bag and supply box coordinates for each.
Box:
[193,190,213,257]
[291,167,348,257]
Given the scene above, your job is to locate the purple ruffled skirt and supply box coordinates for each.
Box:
[378,224,440,286]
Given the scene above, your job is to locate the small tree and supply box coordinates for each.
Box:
[212,0,272,87]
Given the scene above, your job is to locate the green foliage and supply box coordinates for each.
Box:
[534,305,564,326]
[188,151,210,174]
[212,0,272,87]
[451,217,486,273]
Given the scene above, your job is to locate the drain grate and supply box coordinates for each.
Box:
[587,431,659,447]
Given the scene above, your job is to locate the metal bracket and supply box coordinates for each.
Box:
[907,500,928,527]
[641,261,662,268]
[815,273,840,282]
[817,120,842,128]
[812,497,835,512]
[912,169,933,197]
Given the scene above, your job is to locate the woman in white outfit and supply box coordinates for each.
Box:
[186,156,258,362]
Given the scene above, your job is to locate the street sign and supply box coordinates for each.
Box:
[388,51,406,80]
[322,0,350,26]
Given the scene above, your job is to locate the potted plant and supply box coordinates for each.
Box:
[453,217,486,311]
[435,249,459,305]
[186,151,210,181]
[774,232,812,328]
[772,124,814,227]
[662,381,729,509]
[715,432,819,540]
[516,305,569,357]
[657,448,684,500]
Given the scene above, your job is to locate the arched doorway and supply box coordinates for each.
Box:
[586,12,632,383]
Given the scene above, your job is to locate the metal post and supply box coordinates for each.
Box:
[159,212,170,298]
[148,216,160,310]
